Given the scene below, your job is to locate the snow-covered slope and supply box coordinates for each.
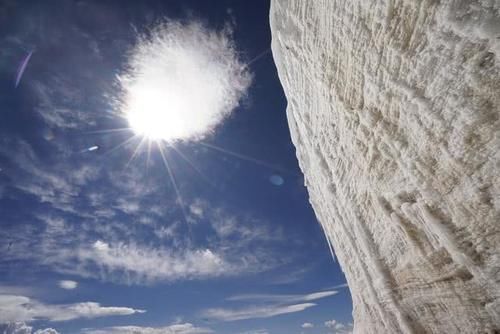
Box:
[270,1,500,333]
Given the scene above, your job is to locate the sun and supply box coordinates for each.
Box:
[120,21,252,144]
[125,81,192,142]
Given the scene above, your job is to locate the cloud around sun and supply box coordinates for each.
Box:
[117,20,252,143]
[0,18,274,287]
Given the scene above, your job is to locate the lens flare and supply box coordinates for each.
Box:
[269,174,284,186]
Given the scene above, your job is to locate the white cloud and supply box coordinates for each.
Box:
[227,290,338,303]
[93,240,110,252]
[269,265,316,285]
[201,303,316,321]
[0,138,110,228]
[34,329,59,334]
[0,322,59,334]
[114,199,141,214]
[32,78,96,129]
[118,20,252,142]
[189,200,204,218]
[2,196,280,286]
[302,291,338,301]
[324,320,353,334]
[207,206,284,244]
[301,322,314,328]
[78,240,230,283]
[0,138,283,286]
[0,139,81,211]
[81,323,212,334]
[58,280,78,290]
[153,222,180,240]
[203,289,340,322]
[0,294,144,322]
[324,320,337,328]
[329,283,349,289]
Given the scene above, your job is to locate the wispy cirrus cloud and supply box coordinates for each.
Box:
[81,323,212,334]
[203,289,339,322]
[268,265,313,285]
[227,290,338,303]
[329,283,349,290]
[186,198,285,245]
[0,138,282,286]
[32,77,98,129]
[75,240,230,283]
[202,302,316,321]
[0,294,144,322]
[0,135,286,285]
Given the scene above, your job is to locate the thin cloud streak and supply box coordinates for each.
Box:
[58,280,78,290]
[227,290,338,303]
[203,289,340,322]
[237,330,269,334]
[202,303,316,321]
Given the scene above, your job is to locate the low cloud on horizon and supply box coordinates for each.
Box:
[81,323,212,334]
[0,294,144,323]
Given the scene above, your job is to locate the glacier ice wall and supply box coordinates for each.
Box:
[270,0,500,333]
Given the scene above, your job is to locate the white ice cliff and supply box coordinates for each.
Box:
[270,0,500,333]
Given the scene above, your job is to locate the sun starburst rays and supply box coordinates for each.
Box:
[80,22,278,229]
[157,141,189,226]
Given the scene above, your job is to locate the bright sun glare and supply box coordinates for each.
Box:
[125,79,194,141]
[121,21,252,143]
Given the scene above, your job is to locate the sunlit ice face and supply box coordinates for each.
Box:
[120,22,251,144]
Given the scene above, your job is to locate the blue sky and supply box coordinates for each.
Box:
[0,1,352,333]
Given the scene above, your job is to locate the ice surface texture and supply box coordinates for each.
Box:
[270,0,500,333]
